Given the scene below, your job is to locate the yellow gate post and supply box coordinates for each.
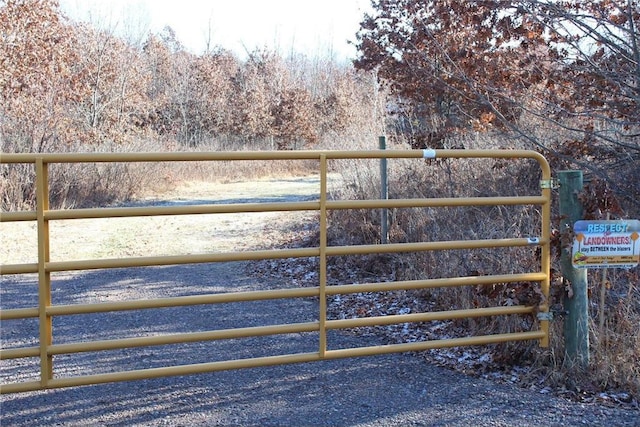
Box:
[35,158,54,386]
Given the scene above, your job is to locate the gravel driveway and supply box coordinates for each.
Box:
[1,176,638,426]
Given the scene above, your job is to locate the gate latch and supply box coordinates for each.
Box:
[540,178,559,190]
[537,307,568,321]
[537,311,553,321]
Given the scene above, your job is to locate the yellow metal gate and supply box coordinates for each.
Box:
[0,149,551,393]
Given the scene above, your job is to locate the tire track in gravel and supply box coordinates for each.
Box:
[1,176,638,426]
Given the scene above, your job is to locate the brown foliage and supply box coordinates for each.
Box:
[0,0,87,152]
[355,0,639,130]
[1,0,381,209]
[1,0,377,154]
[354,0,639,207]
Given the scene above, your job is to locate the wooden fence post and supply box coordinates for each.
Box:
[558,170,589,370]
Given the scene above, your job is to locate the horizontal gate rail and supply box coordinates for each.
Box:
[0,149,552,394]
[1,237,541,275]
[1,196,546,223]
[1,305,537,361]
[0,149,548,162]
[0,271,547,324]
[1,331,547,394]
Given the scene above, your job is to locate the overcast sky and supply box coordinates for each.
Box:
[59,0,372,60]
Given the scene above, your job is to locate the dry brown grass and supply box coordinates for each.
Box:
[1,139,318,211]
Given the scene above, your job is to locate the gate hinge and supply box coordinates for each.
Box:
[540,178,559,190]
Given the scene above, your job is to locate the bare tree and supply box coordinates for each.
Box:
[354,0,639,206]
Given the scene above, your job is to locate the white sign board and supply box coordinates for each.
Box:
[572,220,640,269]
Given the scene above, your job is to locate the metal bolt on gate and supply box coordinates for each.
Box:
[0,149,552,393]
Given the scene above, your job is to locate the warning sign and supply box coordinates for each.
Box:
[572,220,640,269]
